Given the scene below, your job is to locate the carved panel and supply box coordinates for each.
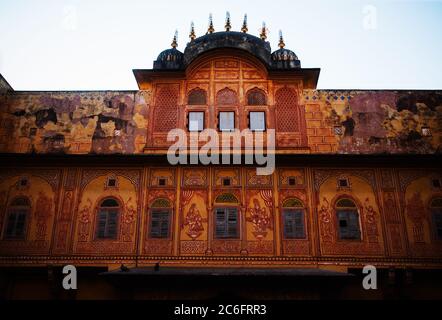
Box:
[34,192,53,241]
[380,169,395,190]
[143,239,173,255]
[279,189,308,207]
[213,168,241,187]
[282,240,310,255]
[182,168,208,187]
[387,224,405,256]
[363,198,380,243]
[247,240,274,255]
[278,168,305,187]
[63,169,77,190]
[180,240,207,255]
[246,169,272,187]
[314,169,376,191]
[0,169,61,193]
[149,168,176,187]
[406,192,427,243]
[318,197,334,243]
[0,241,49,255]
[147,189,176,204]
[215,59,239,68]
[54,222,70,253]
[76,241,135,254]
[383,191,400,223]
[398,170,433,192]
[212,240,241,254]
[80,169,141,191]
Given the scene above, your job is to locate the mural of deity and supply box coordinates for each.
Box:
[247,199,273,240]
[183,203,206,240]
[319,198,333,242]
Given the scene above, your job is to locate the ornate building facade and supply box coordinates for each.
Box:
[0,16,441,299]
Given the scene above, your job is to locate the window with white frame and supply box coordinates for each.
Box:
[219,112,235,131]
[249,111,266,131]
[188,111,204,132]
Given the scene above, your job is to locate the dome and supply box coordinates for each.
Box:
[183,31,272,67]
[153,48,184,70]
[151,19,302,71]
[271,48,301,69]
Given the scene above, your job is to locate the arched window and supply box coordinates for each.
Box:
[430,198,442,240]
[216,88,238,105]
[282,198,305,239]
[247,88,267,105]
[336,198,361,240]
[96,198,120,239]
[4,197,30,239]
[215,193,239,204]
[149,198,171,239]
[214,193,239,239]
[188,88,207,105]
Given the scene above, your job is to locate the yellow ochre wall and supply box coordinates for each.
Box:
[0,166,441,269]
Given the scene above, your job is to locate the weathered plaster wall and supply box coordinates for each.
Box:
[0,89,440,155]
[0,91,150,154]
[304,90,442,154]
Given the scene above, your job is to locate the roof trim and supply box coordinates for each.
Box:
[0,73,14,92]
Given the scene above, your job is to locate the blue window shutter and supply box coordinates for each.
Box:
[160,211,170,238]
[150,210,170,238]
[294,210,305,238]
[227,208,238,238]
[283,210,293,238]
[338,210,349,239]
[15,209,27,237]
[348,211,360,239]
[97,210,108,238]
[215,208,227,238]
[106,210,118,239]
[283,209,305,239]
[5,212,17,237]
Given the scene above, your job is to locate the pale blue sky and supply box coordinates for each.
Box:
[0,0,441,90]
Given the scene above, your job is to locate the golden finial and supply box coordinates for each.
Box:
[278,30,285,48]
[225,11,231,31]
[189,21,196,41]
[241,14,248,33]
[171,30,178,48]
[207,13,215,34]
[260,22,267,40]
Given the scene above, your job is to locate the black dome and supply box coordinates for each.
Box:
[271,48,301,69]
[153,48,184,70]
[152,31,302,70]
[183,31,272,67]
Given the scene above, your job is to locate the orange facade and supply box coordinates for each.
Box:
[0,165,441,265]
[0,26,441,299]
